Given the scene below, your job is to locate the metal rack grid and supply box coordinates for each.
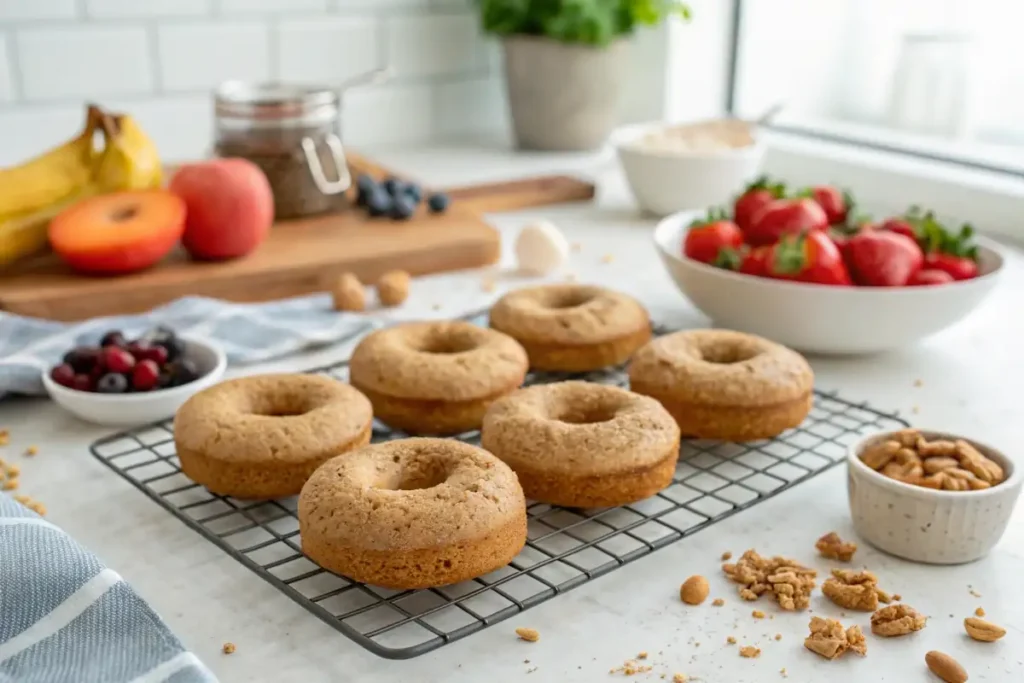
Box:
[90,320,907,660]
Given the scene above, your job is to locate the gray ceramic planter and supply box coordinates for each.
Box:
[502,35,627,151]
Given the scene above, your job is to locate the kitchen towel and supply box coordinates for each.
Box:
[0,294,379,397]
[0,495,218,683]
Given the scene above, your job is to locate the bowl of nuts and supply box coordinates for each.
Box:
[848,428,1022,564]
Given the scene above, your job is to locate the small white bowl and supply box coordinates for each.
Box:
[654,211,1004,354]
[612,121,765,216]
[848,430,1022,564]
[42,336,227,427]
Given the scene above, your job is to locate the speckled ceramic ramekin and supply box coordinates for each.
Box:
[848,430,1022,564]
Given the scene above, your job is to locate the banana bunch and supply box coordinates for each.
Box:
[0,104,163,267]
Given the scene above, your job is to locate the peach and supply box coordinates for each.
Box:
[49,190,185,275]
[170,158,273,261]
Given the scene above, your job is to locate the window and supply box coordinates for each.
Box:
[729,0,1024,177]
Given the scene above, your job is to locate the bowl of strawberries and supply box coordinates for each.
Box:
[654,177,1004,354]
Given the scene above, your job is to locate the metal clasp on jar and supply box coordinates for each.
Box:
[301,133,351,196]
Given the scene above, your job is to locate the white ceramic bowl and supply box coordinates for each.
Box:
[848,430,1022,564]
[42,336,227,427]
[654,211,1004,354]
[612,122,765,216]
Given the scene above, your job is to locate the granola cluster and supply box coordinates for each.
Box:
[822,569,893,612]
[870,604,927,637]
[815,532,857,562]
[803,617,868,660]
[860,429,1004,491]
[722,549,817,611]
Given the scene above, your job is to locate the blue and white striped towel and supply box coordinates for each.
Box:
[0,293,377,397]
[0,496,217,683]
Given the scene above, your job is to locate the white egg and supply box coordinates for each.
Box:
[515,220,569,275]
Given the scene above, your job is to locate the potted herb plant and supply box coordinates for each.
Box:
[478,0,692,151]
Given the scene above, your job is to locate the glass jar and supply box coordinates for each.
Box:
[213,82,351,221]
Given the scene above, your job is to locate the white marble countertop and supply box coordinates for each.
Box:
[3,142,1023,683]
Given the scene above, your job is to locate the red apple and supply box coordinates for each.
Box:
[170,158,273,261]
[49,190,185,275]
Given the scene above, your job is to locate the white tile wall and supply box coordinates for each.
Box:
[0,1,505,164]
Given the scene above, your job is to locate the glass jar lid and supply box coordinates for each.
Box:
[214,81,338,128]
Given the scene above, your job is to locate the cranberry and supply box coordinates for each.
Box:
[139,344,169,366]
[62,346,101,374]
[125,341,150,360]
[101,346,135,374]
[72,374,94,392]
[96,373,128,394]
[50,363,76,388]
[100,330,127,347]
[131,360,161,392]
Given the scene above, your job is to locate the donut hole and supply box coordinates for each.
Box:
[543,288,595,310]
[376,456,452,492]
[552,403,619,425]
[414,329,480,355]
[699,342,760,365]
[243,393,317,417]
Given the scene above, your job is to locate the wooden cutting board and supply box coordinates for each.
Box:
[0,152,595,321]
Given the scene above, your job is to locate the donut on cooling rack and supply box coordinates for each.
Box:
[480,381,681,507]
[488,284,651,372]
[628,330,814,441]
[298,438,527,589]
[348,321,528,435]
[174,374,373,499]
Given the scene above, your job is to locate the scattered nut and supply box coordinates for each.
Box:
[330,273,366,312]
[515,627,540,642]
[974,607,985,617]
[222,642,236,655]
[727,636,737,644]
[863,430,1005,490]
[870,603,927,637]
[721,551,733,561]
[377,270,411,307]
[739,646,760,658]
[815,532,857,562]
[722,549,817,611]
[774,633,782,641]
[680,575,710,605]
[752,610,765,619]
[804,616,867,660]
[712,598,725,607]
[964,617,1006,642]
[925,651,968,683]
[822,569,886,611]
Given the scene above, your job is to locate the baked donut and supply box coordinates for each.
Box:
[174,374,373,498]
[481,381,680,507]
[489,284,651,372]
[348,321,528,435]
[628,330,814,441]
[298,438,527,589]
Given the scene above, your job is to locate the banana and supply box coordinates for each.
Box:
[0,104,163,268]
[0,105,103,217]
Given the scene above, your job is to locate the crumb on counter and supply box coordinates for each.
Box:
[25,446,38,456]
[5,463,20,477]
[739,646,760,658]
[712,598,725,607]
[673,674,687,683]
[600,254,614,264]
[780,668,787,678]
[516,627,540,642]
[222,642,236,655]
[721,551,732,561]
[752,610,765,619]
[975,607,985,617]
[774,633,782,641]
[637,652,648,660]
[913,379,923,387]
[727,636,736,645]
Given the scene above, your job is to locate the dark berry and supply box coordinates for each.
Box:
[72,374,94,392]
[167,359,200,387]
[100,330,126,347]
[404,183,423,203]
[140,325,176,345]
[161,337,186,363]
[125,341,150,360]
[382,176,404,196]
[427,192,450,214]
[390,193,417,220]
[62,346,101,373]
[50,364,76,388]
[366,187,393,217]
[96,373,128,394]
[355,174,377,207]
[158,372,174,389]
[139,344,169,365]
[101,346,135,374]
[131,360,161,392]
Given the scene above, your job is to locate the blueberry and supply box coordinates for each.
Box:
[382,176,405,196]
[355,174,377,207]
[427,192,450,214]
[161,337,186,363]
[100,330,126,347]
[366,187,394,217]
[96,372,128,394]
[167,359,200,387]
[391,193,417,220]
[404,183,423,203]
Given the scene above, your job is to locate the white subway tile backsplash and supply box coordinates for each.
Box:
[106,95,212,163]
[0,36,12,103]
[435,76,507,138]
[0,0,77,21]
[344,83,433,146]
[221,0,328,13]
[85,0,212,18]
[0,104,84,166]
[278,17,378,85]
[17,26,152,100]
[157,22,270,91]
[387,13,481,78]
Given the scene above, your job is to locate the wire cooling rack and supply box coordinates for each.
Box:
[90,318,908,660]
